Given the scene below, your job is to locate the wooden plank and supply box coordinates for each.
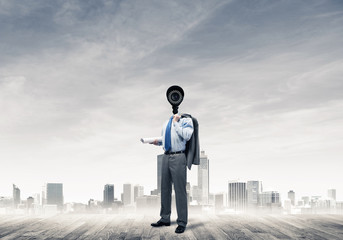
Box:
[322,215,343,224]
[188,214,228,240]
[188,219,216,239]
[37,214,86,239]
[213,215,268,240]
[121,214,147,240]
[0,213,342,239]
[73,215,110,239]
[296,215,343,227]
[309,217,343,237]
[197,215,230,240]
[60,215,100,239]
[262,215,337,240]
[232,215,292,240]
[100,214,135,240]
[213,215,264,240]
[0,215,30,228]
[93,215,126,240]
[79,215,117,240]
[126,214,161,240]
[22,215,83,240]
[0,216,46,239]
[279,215,343,240]
[0,215,37,231]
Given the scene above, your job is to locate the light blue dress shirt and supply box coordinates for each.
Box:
[160,116,194,152]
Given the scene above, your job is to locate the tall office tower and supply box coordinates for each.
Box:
[41,186,46,205]
[328,189,336,200]
[284,199,292,212]
[260,191,280,206]
[186,182,191,205]
[215,193,225,211]
[198,150,209,205]
[45,183,64,209]
[191,185,201,203]
[247,181,262,207]
[32,193,40,205]
[150,189,158,196]
[288,190,295,206]
[157,154,163,194]
[302,196,310,205]
[228,181,247,211]
[103,184,114,207]
[123,183,134,205]
[27,197,34,209]
[134,185,144,202]
[12,184,21,208]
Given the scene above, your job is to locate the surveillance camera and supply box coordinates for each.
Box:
[166,85,184,114]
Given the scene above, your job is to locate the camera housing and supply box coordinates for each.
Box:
[166,85,184,114]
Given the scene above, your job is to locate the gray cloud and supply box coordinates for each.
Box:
[0,0,342,202]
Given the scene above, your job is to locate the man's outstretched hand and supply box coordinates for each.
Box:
[150,139,160,145]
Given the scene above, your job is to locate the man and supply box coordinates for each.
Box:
[150,113,194,234]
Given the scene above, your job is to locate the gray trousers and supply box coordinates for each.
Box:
[160,153,188,227]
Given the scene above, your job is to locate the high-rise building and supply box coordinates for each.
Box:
[12,184,20,208]
[32,193,40,206]
[186,182,191,205]
[134,185,144,202]
[191,185,201,204]
[328,189,336,200]
[261,191,280,206]
[247,181,262,207]
[136,195,160,209]
[150,189,158,195]
[123,183,134,205]
[27,197,34,209]
[215,193,225,211]
[44,183,63,209]
[41,186,46,205]
[288,190,295,206]
[302,196,310,205]
[157,154,163,194]
[198,150,209,205]
[228,181,247,211]
[284,199,292,212]
[103,184,114,207]
[209,193,215,205]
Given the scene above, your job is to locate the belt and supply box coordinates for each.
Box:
[164,150,185,155]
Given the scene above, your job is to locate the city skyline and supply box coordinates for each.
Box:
[2,179,341,217]
[1,148,342,203]
[2,178,341,206]
[1,1,342,202]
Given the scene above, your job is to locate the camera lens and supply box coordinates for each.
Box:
[168,90,183,104]
[171,92,180,102]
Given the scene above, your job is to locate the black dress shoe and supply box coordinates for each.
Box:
[175,225,186,233]
[151,220,170,227]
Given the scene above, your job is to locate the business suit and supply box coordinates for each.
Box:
[160,152,188,227]
[159,116,193,228]
[181,114,200,169]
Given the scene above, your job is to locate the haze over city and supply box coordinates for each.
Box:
[1,0,342,203]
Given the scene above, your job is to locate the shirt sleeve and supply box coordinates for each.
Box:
[173,117,194,141]
[158,128,163,146]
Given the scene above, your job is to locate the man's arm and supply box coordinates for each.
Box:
[173,115,193,141]
[150,128,163,146]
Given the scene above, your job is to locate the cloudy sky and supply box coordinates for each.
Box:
[1,0,342,203]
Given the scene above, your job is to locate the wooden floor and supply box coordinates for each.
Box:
[0,213,342,240]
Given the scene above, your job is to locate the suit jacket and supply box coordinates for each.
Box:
[181,113,200,170]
